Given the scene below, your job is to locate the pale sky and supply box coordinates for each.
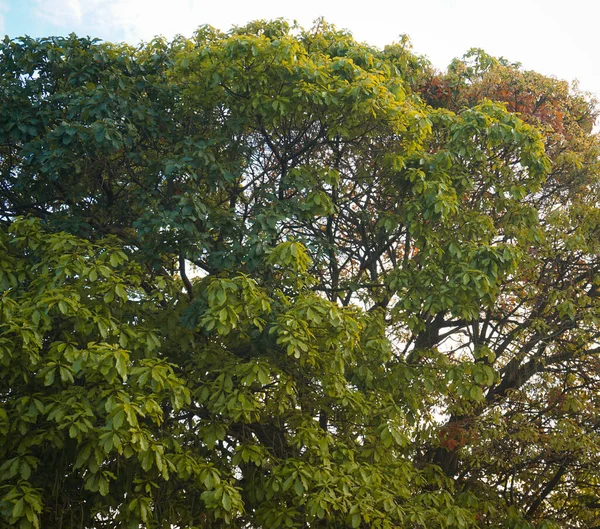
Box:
[2,0,600,102]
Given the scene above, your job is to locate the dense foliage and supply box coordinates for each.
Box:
[0,20,599,528]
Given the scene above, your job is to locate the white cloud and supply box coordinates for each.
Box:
[35,0,85,27]
[101,0,203,42]
[32,0,205,43]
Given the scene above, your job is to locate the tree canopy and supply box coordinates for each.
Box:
[0,20,599,529]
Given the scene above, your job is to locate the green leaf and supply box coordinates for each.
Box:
[294,479,304,496]
[114,350,128,380]
[59,366,74,384]
[44,369,56,387]
[221,491,232,512]
[112,409,125,429]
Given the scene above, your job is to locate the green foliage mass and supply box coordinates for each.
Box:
[0,20,599,529]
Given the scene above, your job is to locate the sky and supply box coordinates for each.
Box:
[1,0,600,103]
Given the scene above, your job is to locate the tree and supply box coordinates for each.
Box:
[0,20,598,529]
[420,49,600,525]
